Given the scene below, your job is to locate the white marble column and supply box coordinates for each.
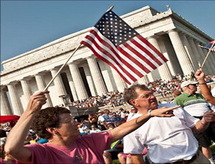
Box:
[68,62,88,100]
[35,73,53,107]
[0,87,12,115]
[83,65,97,96]
[180,33,198,70]
[146,73,154,82]
[147,36,172,80]
[20,78,32,108]
[143,37,161,81]
[7,82,23,115]
[137,76,149,84]
[50,69,66,95]
[168,29,194,75]
[111,67,127,92]
[188,38,203,69]
[98,61,114,92]
[87,56,107,95]
[158,37,176,76]
[50,68,67,105]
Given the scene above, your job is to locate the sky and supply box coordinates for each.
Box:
[1,1,215,68]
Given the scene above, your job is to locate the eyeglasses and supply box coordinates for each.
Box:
[136,92,154,99]
[59,116,75,124]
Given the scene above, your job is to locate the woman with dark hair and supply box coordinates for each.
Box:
[4,91,177,164]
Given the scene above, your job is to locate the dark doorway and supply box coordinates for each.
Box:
[79,67,91,97]
[61,72,73,101]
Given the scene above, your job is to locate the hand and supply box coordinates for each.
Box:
[195,69,205,81]
[202,110,215,123]
[151,106,180,117]
[26,91,49,113]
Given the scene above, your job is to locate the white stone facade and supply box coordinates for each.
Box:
[1,6,214,115]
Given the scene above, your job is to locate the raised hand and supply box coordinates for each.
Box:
[26,91,49,112]
[150,106,180,117]
[195,69,205,81]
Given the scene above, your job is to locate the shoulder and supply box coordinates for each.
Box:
[78,131,112,150]
[175,93,188,99]
[24,143,50,155]
[158,103,184,115]
[173,93,188,105]
[127,113,141,121]
[25,143,53,150]
[158,103,179,108]
[79,131,111,141]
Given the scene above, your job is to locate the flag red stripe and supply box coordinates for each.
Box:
[81,29,138,83]
[137,35,168,62]
[136,36,163,65]
[83,30,140,79]
[134,36,165,65]
[82,41,133,84]
[117,45,152,74]
[118,39,157,70]
[88,30,150,78]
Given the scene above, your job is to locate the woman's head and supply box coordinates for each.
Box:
[32,106,71,139]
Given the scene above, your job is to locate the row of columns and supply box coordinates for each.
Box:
[1,29,214,116]
[1,57,128,115]
[146,29,214,81]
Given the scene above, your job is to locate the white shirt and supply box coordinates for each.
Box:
[89,129,101,133]
[126,112,136,121]
[123,103,199,163]
[209,87,215,111]
[183,100,210,116]
[98,115,105,122]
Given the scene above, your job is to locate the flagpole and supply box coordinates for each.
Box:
[200,41,215,69]
[106,6,114,12]
[43,44,81,91]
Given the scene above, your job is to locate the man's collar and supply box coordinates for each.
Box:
[187,92,197,97]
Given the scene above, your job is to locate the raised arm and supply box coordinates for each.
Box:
[110,106,179,142]
[4,91,48,163]
[195,69,215,105]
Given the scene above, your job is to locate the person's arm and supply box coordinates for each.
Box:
[4,91,48,163]
[192,110,215,132]
[195,69,215,105]
[110,106,179,142]
[129,154,145,164]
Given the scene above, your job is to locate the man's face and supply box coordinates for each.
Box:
[186,84,197,93]
[131,88,158,110]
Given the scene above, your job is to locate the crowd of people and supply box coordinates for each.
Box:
[69,91,126,109]
[0,70,215,164]
[68,73,215,109]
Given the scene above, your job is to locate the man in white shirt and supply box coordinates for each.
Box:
[123,84,214,163]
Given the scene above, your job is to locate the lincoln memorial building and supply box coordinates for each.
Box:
[1,6,214,116]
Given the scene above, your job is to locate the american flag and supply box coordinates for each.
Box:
[81,10,167,84]
[202,40,215,52]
